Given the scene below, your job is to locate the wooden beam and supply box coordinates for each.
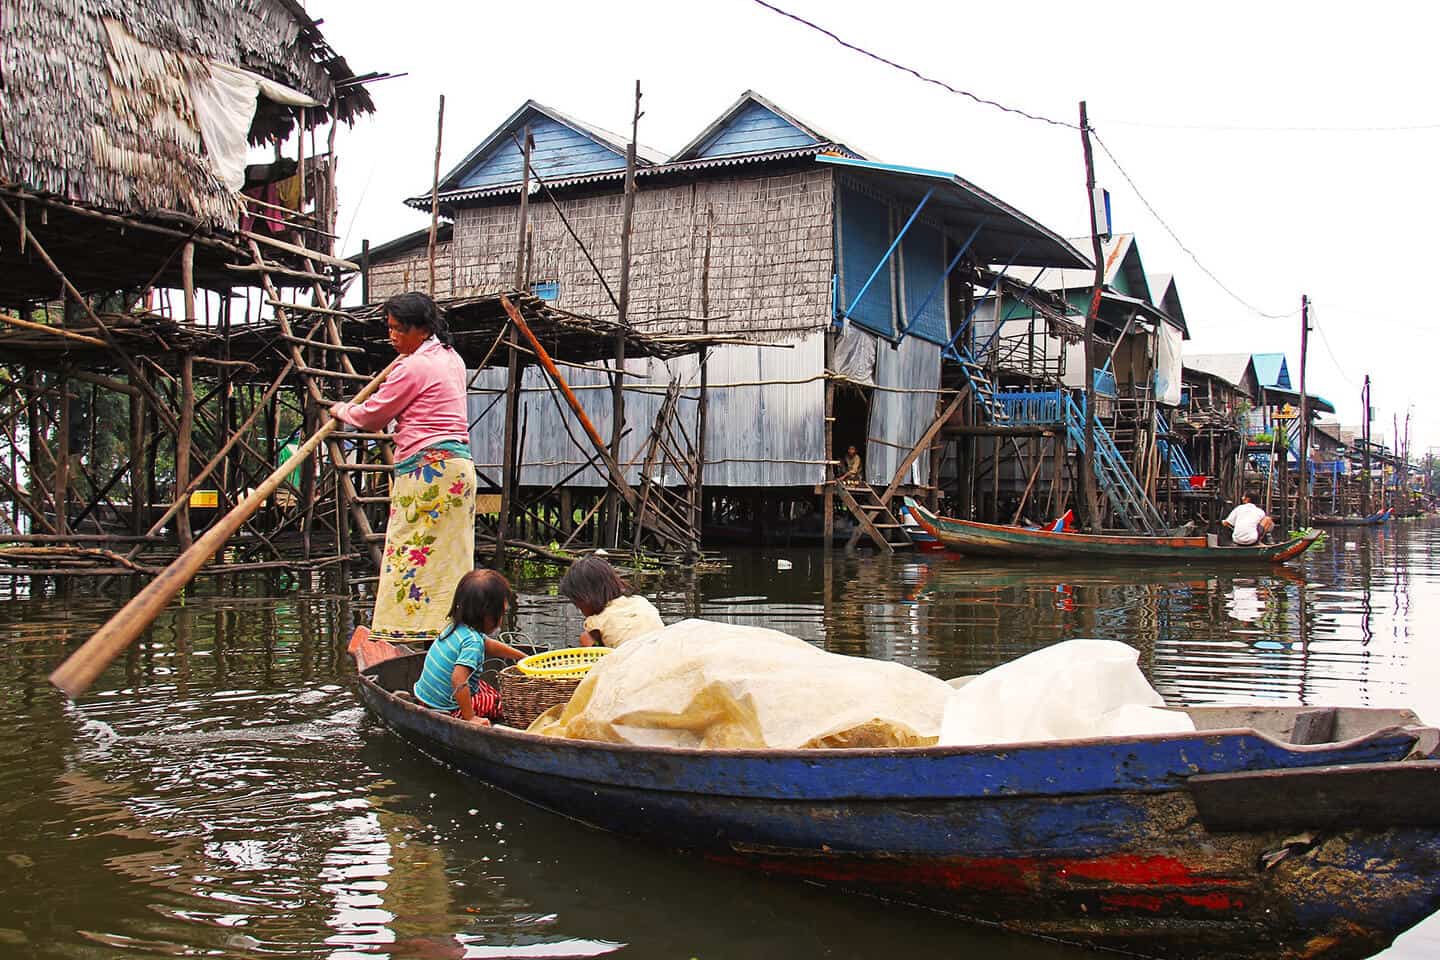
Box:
[0,311,107,347]
[880,385,970,506]
[499,296,639,512]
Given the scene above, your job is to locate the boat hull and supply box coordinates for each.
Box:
[357,656,1440,960]
[907,501,1319,563]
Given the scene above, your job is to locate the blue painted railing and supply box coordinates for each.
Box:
[1093,369,1117,398]
[995,390,1066,425]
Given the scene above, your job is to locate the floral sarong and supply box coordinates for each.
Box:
[373,443,476,643]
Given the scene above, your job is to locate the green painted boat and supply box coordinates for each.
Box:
[905,499,1321,564]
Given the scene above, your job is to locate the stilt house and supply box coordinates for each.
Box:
[361,91,1086,547]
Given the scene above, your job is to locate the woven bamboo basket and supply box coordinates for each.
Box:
[498,665,583,729]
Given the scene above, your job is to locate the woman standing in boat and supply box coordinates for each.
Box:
[330,292,475,643]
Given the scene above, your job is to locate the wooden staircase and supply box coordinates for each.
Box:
[837,480,912,553]
[953,354,1011,424]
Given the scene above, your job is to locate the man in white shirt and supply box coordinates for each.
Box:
[1222,494,1274,546]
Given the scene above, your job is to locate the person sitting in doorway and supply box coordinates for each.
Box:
[1222,493,1275,546]
[838,445,863,485]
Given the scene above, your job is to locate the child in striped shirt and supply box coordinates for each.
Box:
[414,569,525,724]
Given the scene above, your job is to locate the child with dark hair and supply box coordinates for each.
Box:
[558,556,664,649]
[414,569,525,724]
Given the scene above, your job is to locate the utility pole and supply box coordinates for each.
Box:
[1361,375,1371,515]
[1296,294,1310,527]
[1077,101,1103,532]
[605,81,641,548]
[427,94,446,297]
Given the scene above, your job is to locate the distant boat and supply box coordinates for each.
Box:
[905,500,1320,564]
[1310,509,1391,527]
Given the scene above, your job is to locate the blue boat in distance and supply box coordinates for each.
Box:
[357,652,1440,960]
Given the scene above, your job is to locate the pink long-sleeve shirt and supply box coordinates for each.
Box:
[332,337,469,461]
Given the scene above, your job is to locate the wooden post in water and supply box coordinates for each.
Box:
[1361,375,1371,515]
[695,204,713,559]
[55,364,70,536]
[1296,294,1310,527]
[1077,101,1103,532]
[606,81,642,549]
[49,362,396,698]
[495,128,532,564]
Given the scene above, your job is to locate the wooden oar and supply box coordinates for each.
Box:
[50,360,397,698]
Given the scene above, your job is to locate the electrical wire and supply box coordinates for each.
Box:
[1090,131,1295,321]
[1312,321,1360,390]
[747,0,1077,130]
[747,0,1348,327]
[1107,119,1440,133]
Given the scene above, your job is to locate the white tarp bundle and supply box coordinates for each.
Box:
[188,61,320,191]
[530,619,955,749]
[1153,321,1184,406]
[529,625,1190,750]
[939,638,1194,746]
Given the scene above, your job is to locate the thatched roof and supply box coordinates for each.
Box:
[0,0,374,229]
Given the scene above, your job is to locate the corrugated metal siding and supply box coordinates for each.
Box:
[836,184,895,337]
[900,222,948,344]
[694,100,818,158]
[459,115,624,189]
[867,332,941,486]
[466,335,827,489]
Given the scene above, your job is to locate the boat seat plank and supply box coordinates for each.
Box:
[1290,707,1339,745]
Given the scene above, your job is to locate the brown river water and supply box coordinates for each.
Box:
[2,521,1440,959]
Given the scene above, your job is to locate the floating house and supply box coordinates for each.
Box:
[361,91,1088,546]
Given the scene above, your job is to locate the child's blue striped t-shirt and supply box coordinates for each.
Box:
[414,624,489,710]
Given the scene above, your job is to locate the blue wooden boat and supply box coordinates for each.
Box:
[1311,508,1392,527]
[357,653,1440,959]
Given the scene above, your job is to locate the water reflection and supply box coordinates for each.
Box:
[1,521,1438,957]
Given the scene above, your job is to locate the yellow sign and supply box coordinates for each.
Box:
[1273,403,1298,421]
[189,490,219,508]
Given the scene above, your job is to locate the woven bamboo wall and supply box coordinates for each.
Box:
[367,246,458,301]
[438,168,835,339]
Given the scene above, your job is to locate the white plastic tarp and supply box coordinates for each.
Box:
[939,638,1194,746]
[530,619,955,749]
[188,60,320,191]
[1154,321,1183,406]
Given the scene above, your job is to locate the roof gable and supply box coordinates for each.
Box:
[1251,353,1291,389]
[437,101,662,194]
[1183,353,1256,393]
[671,91,843,162]
[1104,234,1151,302]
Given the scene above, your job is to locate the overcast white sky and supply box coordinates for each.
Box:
[310,0,1439,453]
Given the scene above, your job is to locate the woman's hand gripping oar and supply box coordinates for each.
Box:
[49,360,398,698]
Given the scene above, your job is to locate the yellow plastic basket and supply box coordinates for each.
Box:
[515,646,611,679]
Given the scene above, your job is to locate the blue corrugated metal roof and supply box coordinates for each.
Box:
[671,90,861,162]
[1252,352,1291,389]
[816,155,1088,270]
[430,100,666,197]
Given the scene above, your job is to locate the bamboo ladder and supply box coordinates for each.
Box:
[630,379,702,557]
[246,240,393,567]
